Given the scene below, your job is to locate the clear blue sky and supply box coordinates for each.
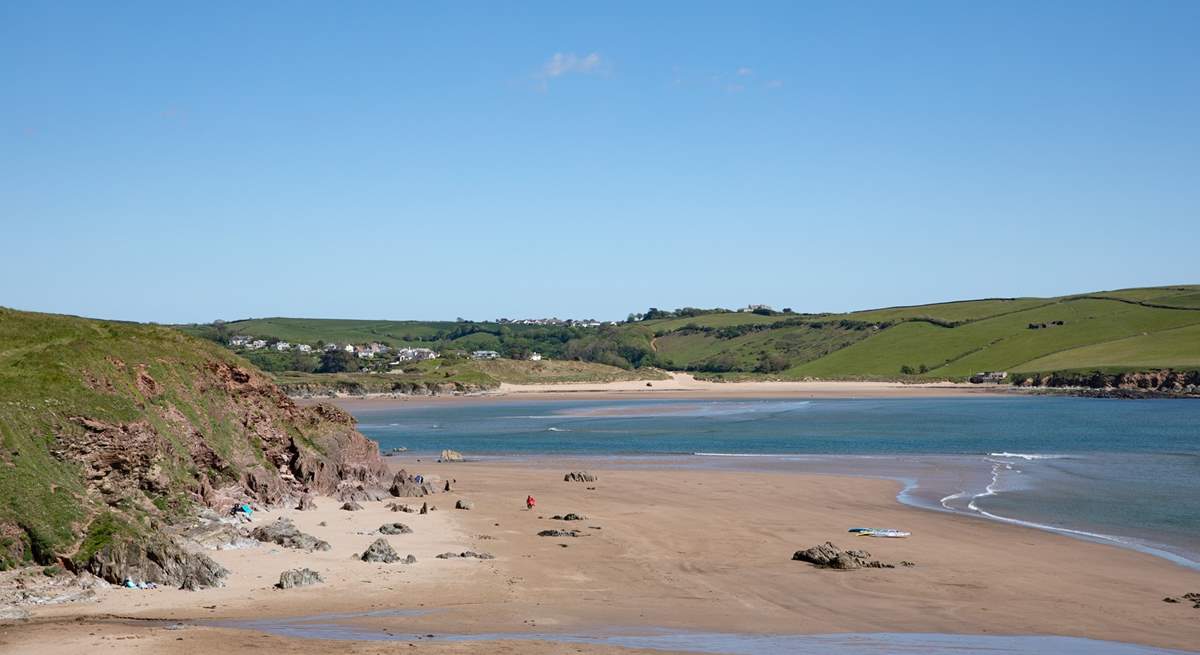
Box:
[3,1,1198,323]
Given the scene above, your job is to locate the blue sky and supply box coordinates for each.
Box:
[2,1,1198,323]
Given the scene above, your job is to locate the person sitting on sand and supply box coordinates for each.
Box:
[526,495,536,510]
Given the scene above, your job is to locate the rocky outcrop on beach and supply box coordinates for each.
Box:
[276,568,322,589]
[435,551,494,560]
[377,523,412,535]
[250,518,331,552]
[1163,592,1200,608]
[361,538,401,563]
[455,500,474,510]
[538,529,583,538]
[551,513,585,521]
[441,449,464,462]
[390,470,438,497]
[791,542,905,570]
[296,494,316,511]
[82,534,229,589]
[563,471,597,483]
[1015,369,1200,397]
[340,501,364,511]
[388,502,417,513]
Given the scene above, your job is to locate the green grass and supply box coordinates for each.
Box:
[0,307,374,566]
[1015,322,1200,372]
[787,296,1200,379]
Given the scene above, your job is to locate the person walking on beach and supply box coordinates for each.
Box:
[526,495,536,511]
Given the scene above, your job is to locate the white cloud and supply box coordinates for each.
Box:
[736,66,753,77]
[540,52,604,79]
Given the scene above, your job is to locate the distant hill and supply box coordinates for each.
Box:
[0,308,386,582]
[180,285,1200,384]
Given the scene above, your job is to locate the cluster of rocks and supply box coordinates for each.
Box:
[84,535,229,590]
[388,502,417,513]
[791,542,913,570]
[377,523,412,535]
[250,518,331,552]
[1163,592,1200,608]
[440,449,464,462]
[563,471,596,483]
[360,538,415,564]
[390,469,439,497]
[455,500,474,510]
[276,568,322,589]
[296,494,317,511]
[538,529,582,538]
[550,513,585,521]
[435,551,494,560]
[341,501,363,511]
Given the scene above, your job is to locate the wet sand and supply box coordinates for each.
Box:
[4,460,1199,654]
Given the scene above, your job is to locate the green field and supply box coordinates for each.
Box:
[182,284,1200,382]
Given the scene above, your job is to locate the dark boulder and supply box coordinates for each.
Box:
[83,535,228,590]
[436,551,494,560]
[277,568,322,589]
[340,501,364,511]
[390,469,437,497]
[551,513,585,521]
[250,518,331,552]
[361,538,401,563]
[538,529,582,538]
[791,541,899,570]
[455,500,474,510]
[378,522,413,535]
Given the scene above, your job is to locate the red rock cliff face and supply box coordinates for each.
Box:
[55,359,388,516]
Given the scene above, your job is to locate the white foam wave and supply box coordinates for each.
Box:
[988,452,1067,460]
[546,427,569,432]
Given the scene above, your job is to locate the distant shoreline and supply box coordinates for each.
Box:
[293,373,1014,407]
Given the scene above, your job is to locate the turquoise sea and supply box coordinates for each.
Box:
[350,396,1200,567]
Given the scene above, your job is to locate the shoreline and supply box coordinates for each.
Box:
[295,374,1015,407]
[5,459,1199,654]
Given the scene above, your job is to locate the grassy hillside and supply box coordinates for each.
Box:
[641,285,1200,380]
[181,284,1200,384]
[0,307,384,571]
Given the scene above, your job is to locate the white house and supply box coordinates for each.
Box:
[344,344,355,353]
[393,347,438,363]
[229,335,252,347]
[471,350,500,360]
[248,339,268,350]
[529,352,543,361]
[274,341,292,351]
[296,344,312,353]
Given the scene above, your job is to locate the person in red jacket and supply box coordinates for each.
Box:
[526,495,536,510]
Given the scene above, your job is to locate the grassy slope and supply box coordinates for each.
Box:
[1015,322,1200,373]
[189,318,453,344]
[633,285,1200,379]
[0,307,371,568]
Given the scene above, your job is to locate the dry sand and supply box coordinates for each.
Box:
[4,460,1199,654]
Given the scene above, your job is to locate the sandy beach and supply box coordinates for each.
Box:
[314,373,1009,410]
[4,457,1199,654]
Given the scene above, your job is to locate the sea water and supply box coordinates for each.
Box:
[352,396,1200,567]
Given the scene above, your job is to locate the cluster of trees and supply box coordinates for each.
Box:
[665,317,881,340]
[563,326,656,369]
[899,364,931,375]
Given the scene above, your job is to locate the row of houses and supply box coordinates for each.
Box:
[228,336,542,364]
[494,317,609,327]
[229,336,313,353]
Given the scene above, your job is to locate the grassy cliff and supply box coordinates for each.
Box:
[0,307,385,571]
